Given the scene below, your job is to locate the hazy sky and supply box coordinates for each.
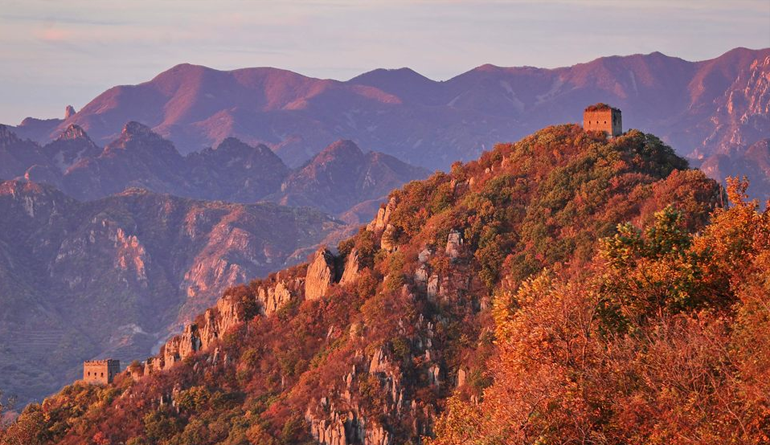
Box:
[0,0,768,124]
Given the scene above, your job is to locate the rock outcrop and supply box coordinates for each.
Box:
[133,252,318,378]
[307,408,392,445]
[64,105,76,119]
[305,248,337,301]
[138,290,247,374]
[445,229,463,260]
[367,197,401,251]
[340,248,360,286]
[367,197,396,234]
[380,224,398,252]
[304,304,443,445]
[256,278,301,315]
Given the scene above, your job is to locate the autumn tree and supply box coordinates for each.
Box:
[431,179,769,445]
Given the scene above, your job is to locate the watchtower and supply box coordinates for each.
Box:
[83,359,120,385]
[583,103,622,137]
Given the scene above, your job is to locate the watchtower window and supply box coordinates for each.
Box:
[101,372,104,377]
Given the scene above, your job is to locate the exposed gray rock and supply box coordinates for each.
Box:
[445,229,463,260]
[380,224,398,252]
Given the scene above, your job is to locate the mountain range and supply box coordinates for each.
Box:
[0,181,344,406]
[7,48,769,198]
[0,123,428,220]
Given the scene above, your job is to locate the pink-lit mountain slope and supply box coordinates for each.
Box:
[10,48,769,179]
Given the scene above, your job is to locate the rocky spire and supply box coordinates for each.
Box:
[55,124,90,141]
[122,121,155,137]
[64,105,77,119]
[305,247,337,301]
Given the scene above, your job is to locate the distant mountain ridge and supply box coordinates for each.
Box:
[701,138,770,198]
[272,139,430,217]
[8,48,769,177]
[0,123,429,219]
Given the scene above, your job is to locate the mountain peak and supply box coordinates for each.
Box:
[0,124,21,145]
[352,67,431,82]
[276,139,427,215]
[103,121,178,158]
[7,47,768,173]
[152,63,214,81]
[215,136,252,151]
[214,137,279,158]
[349,67,441,104]
[476,63,502,71]
[122,121,155,137]
[64,105,77,119]
[56,124,91,142]
[315,139,364,162]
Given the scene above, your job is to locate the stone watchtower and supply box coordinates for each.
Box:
[583,103,622,137]
[83,359,120,385]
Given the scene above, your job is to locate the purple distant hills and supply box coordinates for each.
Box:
[0,122,429,220]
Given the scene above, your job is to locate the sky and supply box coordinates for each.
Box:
[0,0,768,124]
